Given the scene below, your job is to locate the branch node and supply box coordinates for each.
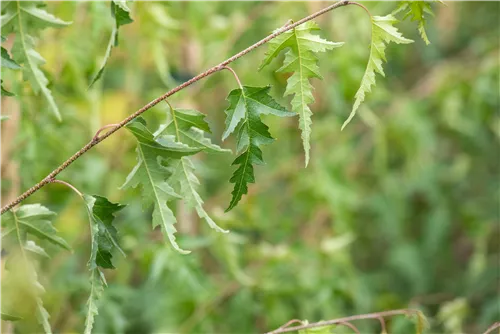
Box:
[92,123,119,143]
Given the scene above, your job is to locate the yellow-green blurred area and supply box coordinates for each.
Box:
[1,1,499,333]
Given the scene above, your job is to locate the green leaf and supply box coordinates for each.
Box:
[260,22,343,166]
[2,205,59,333]
[89,0,133,87]
[83,195,125,270]
[0,115,9,121]
[24,240,50,258]
[82,195,123,334]
[394,1,435,45]
[342,15,413,130]
[156,107,231,233]
[2,1,71,121]
[1,312,23,321]
[84,268,105,334]
[222,86,294,211]
[122,117,200,254]
[1,46,21,69]
[2,204,70,250]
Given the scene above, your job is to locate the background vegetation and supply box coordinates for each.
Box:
[1,1,499,333]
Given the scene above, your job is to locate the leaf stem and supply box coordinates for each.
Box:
[1,0,363,214]
[220,65,243,89]
[338,322,360,334]
[347,1,372,18]
[49,179,83,198]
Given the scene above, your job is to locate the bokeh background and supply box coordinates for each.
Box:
[1,1,499,333]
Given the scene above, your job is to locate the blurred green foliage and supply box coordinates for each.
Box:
[1,1,499,333]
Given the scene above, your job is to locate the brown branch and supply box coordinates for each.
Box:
[1,0,359,214]
[266,309,422,334]
[483,322,500,334]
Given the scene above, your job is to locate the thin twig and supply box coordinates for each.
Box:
[49,179,83,198]
[220,66,243,89]
[0,0,359,214]
[266,309,420,334]
[483,322,500,334]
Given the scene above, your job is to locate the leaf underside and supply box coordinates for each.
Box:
[342,14,413,130]
[222,85,295,211]
[260,21,343,166]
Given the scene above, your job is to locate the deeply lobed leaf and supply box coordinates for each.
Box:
[1,204,69,333]
[82,194,124,334]
[222,86,294,211]
[84,195,125,270]
[89,0,133,87]
[260,22,343,166]
[394,1,436,45]
[1,1,71,120]
[342,15,413,130]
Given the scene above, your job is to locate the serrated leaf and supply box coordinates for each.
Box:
[24,240,50,258]
[2,204,58,333]
[156,107,230,233]
[342,15,413,130]
[2,204,70,250]
[83,195,125,270]
[1,312,23,321]
[84,268,105,334]
[2,1,71,121]
[82,195,123,334]
[89,1,133,87]
[1,46,21,69]
[260,21,343,166]
[222,86,294,211]
[122,117,200,254]
[394,1,435,45]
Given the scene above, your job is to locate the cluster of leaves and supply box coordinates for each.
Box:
[122,106,230,253]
